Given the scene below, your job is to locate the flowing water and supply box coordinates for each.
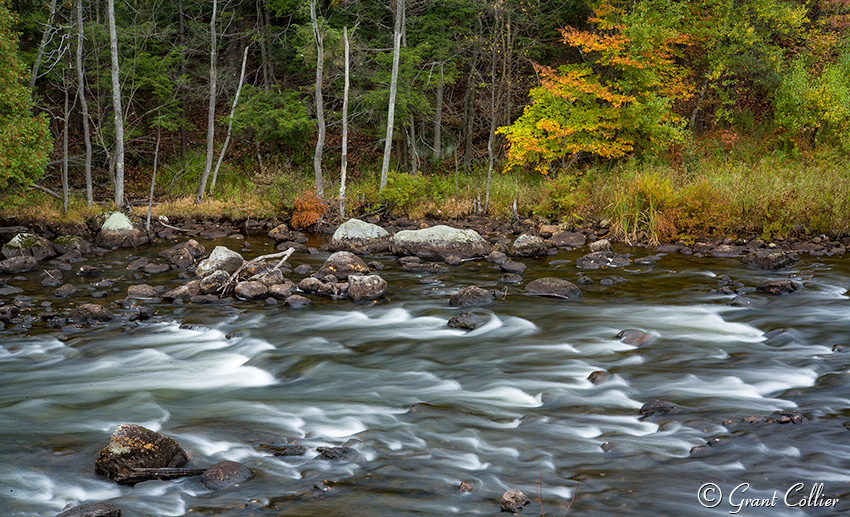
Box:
[2,236,850,516]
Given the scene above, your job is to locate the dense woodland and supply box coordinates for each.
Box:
[1,0,850,237]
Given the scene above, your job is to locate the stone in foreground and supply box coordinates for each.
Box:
[2,233,56,261]
[196,246,244,277]
[500,489,530,513]
[201,460,252,491]
[390,225,490,260]
[317,251,370,281]
[94,424,189,484]
[56,502,122,517]
[329,218,391,254]
[525,278,582,300]
[449,286,494,307]
[348,274,387,301]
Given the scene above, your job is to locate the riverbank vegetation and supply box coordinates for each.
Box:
[1,0,849,243]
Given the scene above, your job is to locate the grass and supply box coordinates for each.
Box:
[2,135,849,245]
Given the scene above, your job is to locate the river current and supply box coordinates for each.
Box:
[2,236,849,516]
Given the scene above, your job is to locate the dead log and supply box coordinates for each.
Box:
[115,467,206,485]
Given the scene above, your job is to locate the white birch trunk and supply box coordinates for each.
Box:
[107,0,125,209]
[340,26,350,218]
[146,124,160,232]
[380,0,404,190]
[196,0,217,203]
[310,0,325,198]
[211,43,249,193]
[29,0,59,97]
[76,0,93,207]
[63,68,69,214]
[433,64,443,161]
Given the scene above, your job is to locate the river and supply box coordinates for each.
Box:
[1,235,849,515]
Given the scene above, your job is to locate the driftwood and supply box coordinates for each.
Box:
[218,247,295,295]
[0,226,30,238]
[116,467,206,485]
[30,183,63,200]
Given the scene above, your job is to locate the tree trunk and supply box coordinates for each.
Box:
[433,64,443,162]
[409,116,419,176]
[211,43,249,193]
[29,0,59,98]
[486,8,500,214]
[178,0,187,157]
[107,0,125,209]
[63,67,69,215]
[257,0,270,88]
[146,123,160,232]
[196,0,218,203]
[340,26,350,218]
[76,0,93,207]
[380,0,404,190]
[310,0,325,198]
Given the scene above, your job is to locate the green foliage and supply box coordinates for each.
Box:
[231,85,315,153]
[0,0,50,191]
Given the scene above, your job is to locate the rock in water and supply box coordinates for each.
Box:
[757,279,798,295]
[56,502,122,517]
[201,460,252,491]
[348,274,387,301]
[449,286,494,307]
[95,212,149,249]
[196,246,244,277]
[234,281,269,300]
[2,233,56,261]
[329,218,391,254]
[70,303,114,322]
[509,234,550,257]
[575,251,631,269]
[617,328,652,346]
[0,255,38,274]
[390,225,490,260]
[447,311,489,330]
[525,278,582,300]
[317,251,370,281]
[589,238,612,253]
[639,399,674,417]
[500,489,530,512]
[742,249,798,270]
[94,424,189,484]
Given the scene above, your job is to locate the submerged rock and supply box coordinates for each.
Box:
[316,446,357,461]
[201,460,252,491]
[390,225,490,260]
[329,218,391,254]
[500,489,530,513]
[587,371,610,385]
[449,286,494,307]
[575,251,631,269]
[56,502,122,517]
[525,278,582,300]
[447,311,489,330]
[617,329,653,346]
[94,424,189,484]
[95,213,149,249]
[639,399,675,417]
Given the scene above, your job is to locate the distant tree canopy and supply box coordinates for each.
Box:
[0,0,50,190]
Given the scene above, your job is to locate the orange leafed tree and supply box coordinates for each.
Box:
[498,0,693,174]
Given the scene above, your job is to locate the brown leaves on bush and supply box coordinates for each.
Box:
[290,191,327,230]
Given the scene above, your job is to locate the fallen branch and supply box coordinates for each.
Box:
[116,467,206,485]
[218,247,295,295]
[30,183,62,200]
[158,216,193,232]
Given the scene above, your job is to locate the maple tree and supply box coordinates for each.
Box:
[498,0,693,174]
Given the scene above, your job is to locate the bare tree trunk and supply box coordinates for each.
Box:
[485,8,500,214]
[29,0,59,97]
[196,0,218,203]
[178,0,188,157]
[211,44,249,193]
[107,0,125,209]
[433,63,443,162]
[380,0,404,190]
[409,116,419,176]
[63,68,69,214]
[310,0,325,198]
[76,0,93,207]
[257,0,270,88]
[340,26,350,218]
[146,123,160,232]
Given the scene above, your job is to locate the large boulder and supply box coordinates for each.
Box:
[742,249,799,270]
[2,233,56,261]
[196,246,244,277]
[0,255,38,274]
[390,225,490,260]
[509,234,551,257]
[53,235,92,256]
[348,274,387,301]
[95,213,149,249]
[449,286,494,307]
[317,251,370,281]
[159,239,206,267]
[525,277,582,299]
[329,218,391,254]
[201,460,252,491]
[94,424,189,484]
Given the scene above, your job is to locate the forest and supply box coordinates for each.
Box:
[2,0,850,242]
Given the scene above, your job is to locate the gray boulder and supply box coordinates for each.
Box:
[268,223,292,242]
[447,311,489,330]
[234,281,269,300]
[509,234,551,257]
[196,246,243,277]
[201,460,252,491]
[348,274,387,301]
[95,213,149,248]
[500,489,530,513]
[200,270,231,294]
[0,255,39,274]
[127,284,159,300]
[56,502,122,517]
[390,225,490,260]
[53,235,92,256]
[329,218,391,254]
[575,251,631,269]
[525,277,582,299]
[743,249,799,270]
[617,328,653,346]
[589,238,612,253]
[449,286,494,307]
[70,303,114,322]
[551,231,586,248]
[94,424,189,484]
[317,251,370,281]
[2,233,56,261]
[159,239,206,267]
[757,279,798,295]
